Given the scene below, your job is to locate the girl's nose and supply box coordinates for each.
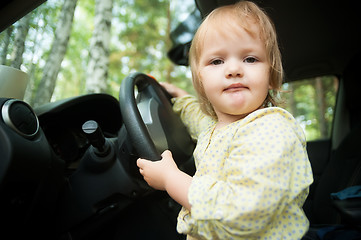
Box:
[225,59,242,78]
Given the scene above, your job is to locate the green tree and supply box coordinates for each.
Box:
[85,0,113,93]
[33,0,78,107]
[10,13,31,69]
[24,2,63,103]
[2,0,196,104]
[0,26,13,65]
[280,76,338,141]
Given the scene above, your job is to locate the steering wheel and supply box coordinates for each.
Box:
[118,72,195,166]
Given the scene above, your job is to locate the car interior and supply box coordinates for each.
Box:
[1,0,361,239]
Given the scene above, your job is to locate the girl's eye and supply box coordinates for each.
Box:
[211,59,224,65]
[244,57,258,63]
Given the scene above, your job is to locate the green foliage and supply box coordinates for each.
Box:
[280,76,338,141]
[55,0,194,100]
[1,0,195,102]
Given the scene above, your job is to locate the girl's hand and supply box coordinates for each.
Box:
[160,82,189,98]
[137,150,193,210]
[137,150,179,191]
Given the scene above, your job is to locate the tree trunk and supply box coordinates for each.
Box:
[1,26,13,65]
[289,83,297,116]
[85,0,113,93]
[33,0,78,107]
[10,13,31,69]
[24,16,42,104]
[315,77,328,138]
[165,0,174,83]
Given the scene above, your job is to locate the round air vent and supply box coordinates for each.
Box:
[1,99,39,138]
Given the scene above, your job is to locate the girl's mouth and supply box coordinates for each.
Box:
[224,83,247,92]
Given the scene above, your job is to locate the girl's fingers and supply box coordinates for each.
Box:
[137,158,148,168]
[161,149,171,157]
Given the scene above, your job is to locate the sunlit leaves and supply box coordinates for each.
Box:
[280,76,338,141]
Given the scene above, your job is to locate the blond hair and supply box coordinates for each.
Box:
[189,0,284,118]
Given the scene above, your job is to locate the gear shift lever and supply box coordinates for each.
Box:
[81,120,114,172]
[82,120,109,156]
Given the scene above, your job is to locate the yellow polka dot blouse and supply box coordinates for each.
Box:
[172,95,314,240]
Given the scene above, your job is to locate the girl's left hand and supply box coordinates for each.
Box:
[159,82,188,98]
[136,150,179,191]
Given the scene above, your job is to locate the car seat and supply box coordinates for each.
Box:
[302,53,361,239]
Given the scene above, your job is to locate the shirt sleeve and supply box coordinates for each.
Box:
[172,95,214,141]
[178,109,313,239]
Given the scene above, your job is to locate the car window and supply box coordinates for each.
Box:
[0,0,195,107]
[280,76,338,141]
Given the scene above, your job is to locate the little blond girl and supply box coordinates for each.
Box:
[137,1,313,239]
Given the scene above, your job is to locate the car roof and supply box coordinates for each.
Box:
[195,0,361,82]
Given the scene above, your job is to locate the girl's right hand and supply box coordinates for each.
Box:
[160,82,189,98]
[137,150,179,191]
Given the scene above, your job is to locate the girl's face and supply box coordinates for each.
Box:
[198,24,271,126]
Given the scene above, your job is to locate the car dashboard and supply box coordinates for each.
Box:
[0,93,132,237]
[35,93,123,166]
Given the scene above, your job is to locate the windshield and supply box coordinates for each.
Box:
[0,0,195,107]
